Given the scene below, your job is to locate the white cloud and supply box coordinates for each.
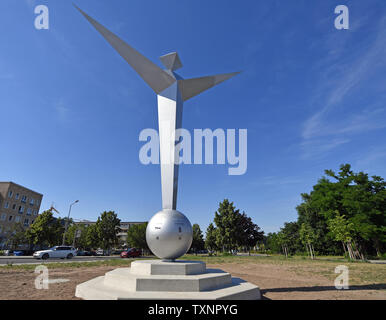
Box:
[300,138,350,160]
[300,17,386,159]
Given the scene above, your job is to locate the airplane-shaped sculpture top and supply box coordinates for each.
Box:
[75,5,240,211]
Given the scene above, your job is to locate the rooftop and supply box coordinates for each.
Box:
[0,181,43,196]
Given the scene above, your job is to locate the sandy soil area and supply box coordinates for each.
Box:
[0,262,384,300]
[210,263,386,300]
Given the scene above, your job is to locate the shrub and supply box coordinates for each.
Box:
[367,253,386,260]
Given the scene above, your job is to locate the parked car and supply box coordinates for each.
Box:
[120,248,141,258]
[95,248,110,256]
[13,250,34,256]
[76,250,94,256]
[3,250,14,256]
[33,246,77,260]
[76,250,86,256]
[111,249,124,255]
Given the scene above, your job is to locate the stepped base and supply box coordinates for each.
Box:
[75,260,260,300]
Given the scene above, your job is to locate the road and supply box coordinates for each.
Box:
[0,255,123,265]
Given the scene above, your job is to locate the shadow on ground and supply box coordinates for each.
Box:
[261,283,386,295]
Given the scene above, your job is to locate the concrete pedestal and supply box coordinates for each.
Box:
[75,260,261,300]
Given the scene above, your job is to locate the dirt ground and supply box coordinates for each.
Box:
[0,261,385,300]
[210,263,386,300]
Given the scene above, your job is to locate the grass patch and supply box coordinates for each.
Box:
[182,254,386,286]
[0,258,139,271]
[1,254,384,287]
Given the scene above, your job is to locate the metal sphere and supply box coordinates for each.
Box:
[146,209,193,260]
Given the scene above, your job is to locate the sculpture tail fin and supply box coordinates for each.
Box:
[178,72,241,102]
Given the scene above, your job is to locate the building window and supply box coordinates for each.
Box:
[4,202,9,209]
[30,198,34,206]
[27,208,32,216]
[33,210,37,215]
[21,195,27,203]
[8,215,13,222]
[15,216,20,223]
[12,204,16,210]
[1,213,6,221]
[8,191,13,198]
[18,206,24,214]
[15,193,19,200]
[24,219,29,227]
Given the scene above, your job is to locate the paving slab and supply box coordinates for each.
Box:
[75,259,261,300]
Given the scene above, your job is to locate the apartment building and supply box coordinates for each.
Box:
[0,182,43,246]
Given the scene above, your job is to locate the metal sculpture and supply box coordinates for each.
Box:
[76,5,239,260]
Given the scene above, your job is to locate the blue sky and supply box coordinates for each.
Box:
[0,0,385,234]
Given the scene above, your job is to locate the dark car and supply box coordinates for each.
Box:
[111,249,124,255]
[78,250,96,256]
[120,248,141,258]
[13,250,34,256]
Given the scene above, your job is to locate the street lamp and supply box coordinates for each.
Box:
[62,200,79,245]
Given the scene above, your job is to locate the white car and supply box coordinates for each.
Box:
[33,246,77,260]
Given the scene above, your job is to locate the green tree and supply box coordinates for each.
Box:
[327,213,356,260]
[26,210,64,247]
[65,224,88,249]
[236,212,264,255]
[51,218,66,245]
[299,223,316,259]
[296,194,338,255]
[280,222,302,255]
[190,224,205,254]
[272,164,385,258]
[205,223,219,254]
[96,211,121,251]
[299,164,385,258]
[276,231,289,257]
[266,232,281,253]
[85,224,100,249]
[127,223,149,253]
[212,199,265,254]
[6,223,28,250]
[214,199,241,252]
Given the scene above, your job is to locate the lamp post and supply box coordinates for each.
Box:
[62,200,79,245]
